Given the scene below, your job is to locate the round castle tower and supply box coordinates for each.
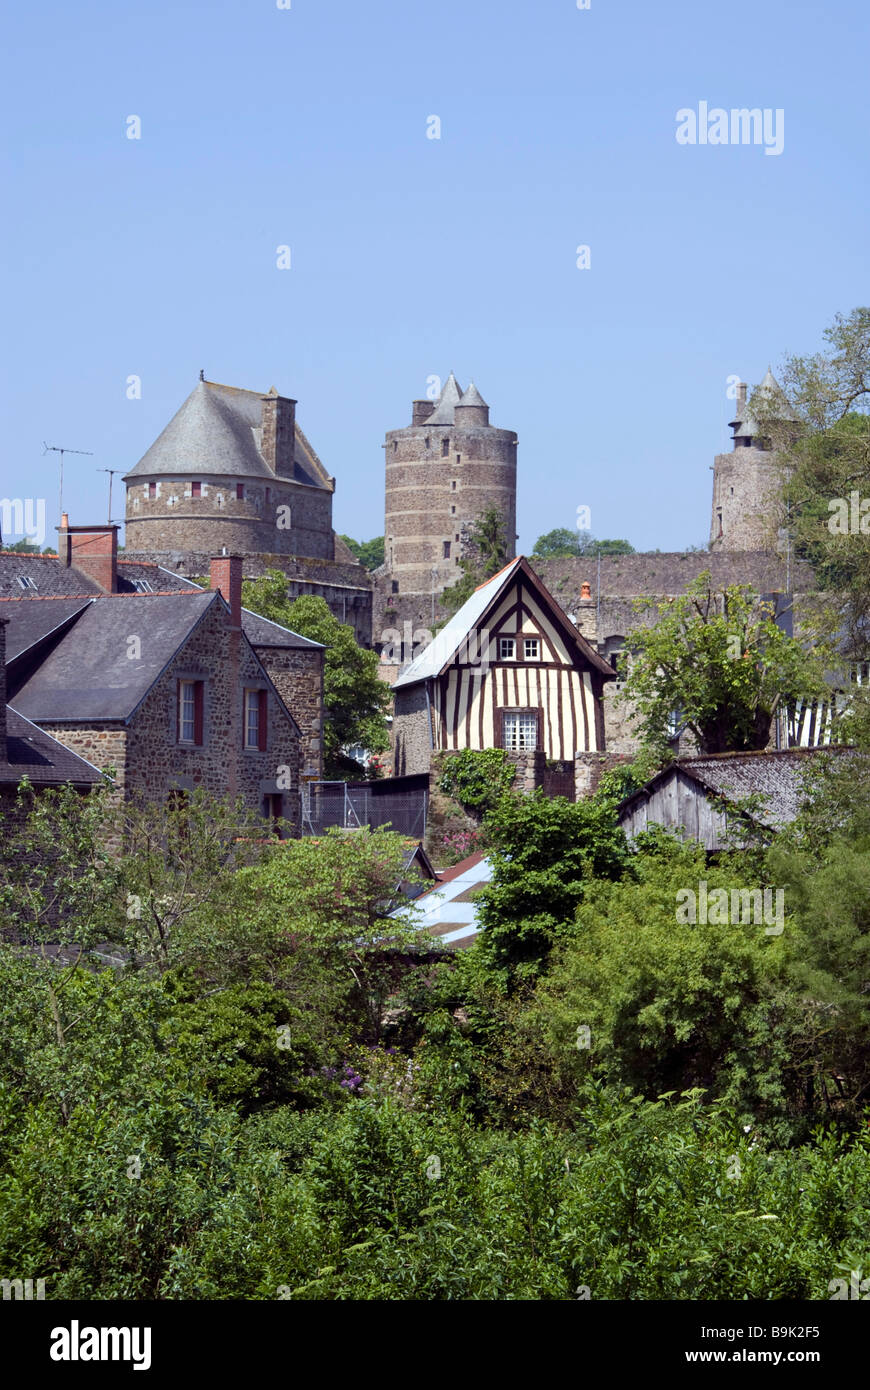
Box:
[383,373,517,598]
[123,378,336,561]
[710,368,796,552]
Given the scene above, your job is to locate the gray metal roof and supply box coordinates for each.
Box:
[425,373,464,426]
[123,379,332,489]
[11,591,217,723]
[2,707,104,786]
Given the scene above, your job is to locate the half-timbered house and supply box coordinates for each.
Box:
[390,556,616,775]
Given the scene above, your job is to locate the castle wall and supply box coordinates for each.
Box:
[125,475,334,560]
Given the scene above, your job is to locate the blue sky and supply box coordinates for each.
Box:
[3,0,868,554]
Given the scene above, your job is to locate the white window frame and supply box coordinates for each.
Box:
[499,637,516,661]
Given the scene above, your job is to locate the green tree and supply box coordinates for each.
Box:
[340,535,385,571]
[758,308,870,658]
[241,572,391,778]
[532,529,635,558]
[440,507,510,617]
[620,570,831,756]
[474,791,631,984]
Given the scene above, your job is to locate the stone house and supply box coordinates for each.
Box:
[2,537,320,833]
[390,555,616,794]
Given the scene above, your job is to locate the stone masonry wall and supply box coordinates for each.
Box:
[125,475,334,560]
[253,646,324,780]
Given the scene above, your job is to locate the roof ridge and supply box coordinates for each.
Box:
[0,593,95,603]
[0,550,59,558]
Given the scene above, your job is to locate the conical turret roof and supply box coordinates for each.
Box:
[731,367,797,437]
[425,372,464,425]
[458,381,488,408]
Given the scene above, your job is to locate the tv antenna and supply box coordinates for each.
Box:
[97,468,123,524]
[43,442,93,519]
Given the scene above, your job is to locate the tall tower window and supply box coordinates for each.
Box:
[441,438,449,457]
[451,480,456,490]
[191,482,202,498]
[148,482,156,499]
[443,541,451,559]
[236,483,245,501]
[450,505,455,514]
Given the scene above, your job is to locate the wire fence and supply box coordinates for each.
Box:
[302,781,428,839]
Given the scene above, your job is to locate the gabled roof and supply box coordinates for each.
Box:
[11,591,217,723]
[2,707,105,787]
[392,555,615,689]
[0,551,101,597]
[393,850,491,949]
[123,379,332,490]
[425,372,464,426]
[239,607,324,651]
[1,596,93,663]
[617,747,851,829]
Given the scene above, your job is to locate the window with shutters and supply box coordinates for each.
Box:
[244,688,268,751]
[177,680,204,745]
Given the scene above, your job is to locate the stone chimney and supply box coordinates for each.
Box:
[412,400,436,426]
[0,616,7,758]
[260,388,297,480]
[736,382,747,415]
[57,520,119,592]
[210,554,243,629]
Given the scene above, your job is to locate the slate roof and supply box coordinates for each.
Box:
[123,379,332,490]
[239,607,324,651]
[1,707,104,787]
[730,367,797,437]
[425,372,464,426]
[11,591,216,723]
[1,597,93,663]
[0,551,100,597]
[458,381,488,408]
[393,555,615,689]
[618,747,851,829]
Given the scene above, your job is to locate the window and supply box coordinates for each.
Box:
[524,637,540,660]
[244,688,268,751]
[499,637,515,660]
[236,483,245,501]
[262,793,284,837]
[392,441,397,452]
[148,482,156,499]
[265,487,271,505]
[441,438,449,457]
[451,480,456,490]
[442,540,451,559]
[503,711,538,751]
[450,505,455,514]
[178,680,204,745]
[191,481,202,498]
[425,436,430,449]
[131,578,154,593]
[456,454,461,465]
[16,575,37,591]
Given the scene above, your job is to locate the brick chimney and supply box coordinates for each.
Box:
[260,388,297,480]
[412,400,436,426]
[0,616,7,758]
[57,519,119,592]
[210,554,243,628]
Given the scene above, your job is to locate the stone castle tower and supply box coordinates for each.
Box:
[383,373,517,600]
[710,368,796,552]
[123,379,336,559]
